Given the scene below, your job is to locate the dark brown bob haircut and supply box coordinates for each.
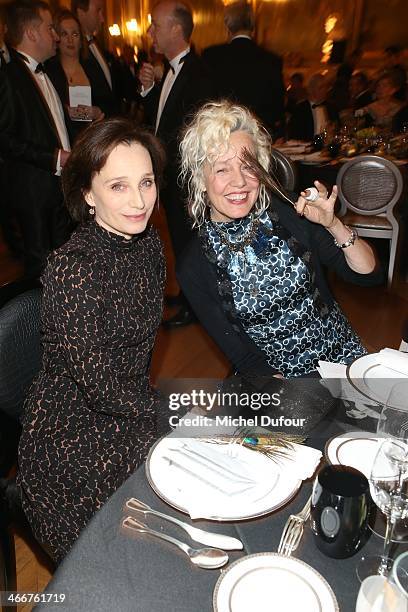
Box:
[62,118,166,223]
[6,0,50,47]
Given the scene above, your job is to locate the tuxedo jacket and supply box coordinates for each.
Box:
[287,100,339,141]
[202,38,285,133]
[142,51,214,163]
[0,52,66,208]
[81,41,120,117]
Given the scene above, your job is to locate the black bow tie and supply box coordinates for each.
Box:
[311,102,324,109]
[168,54,186,74]
[35,63,45,74]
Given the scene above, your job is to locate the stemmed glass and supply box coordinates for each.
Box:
[372,381,408,545]
[357,438,408,582]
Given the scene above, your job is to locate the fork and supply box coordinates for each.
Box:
[277,495,312,556]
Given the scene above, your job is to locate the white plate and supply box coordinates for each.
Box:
[347,353,408,406]
[325,431,380,478]
[213,553,339,612]
[145,437,301,521]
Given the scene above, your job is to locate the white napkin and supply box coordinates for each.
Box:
[376,349,408,376]
[163,439,321,519]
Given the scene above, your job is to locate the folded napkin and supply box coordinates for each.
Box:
[376,348,408,376]
[162,438,321,519]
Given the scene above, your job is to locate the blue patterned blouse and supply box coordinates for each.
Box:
[205,211,366,377]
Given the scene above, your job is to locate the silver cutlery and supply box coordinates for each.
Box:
[122,516,229,569]
[125,498,243,550]
[278,495,312,556]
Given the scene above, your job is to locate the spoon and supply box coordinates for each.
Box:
[122,516,229,569]
[125,498,243,550]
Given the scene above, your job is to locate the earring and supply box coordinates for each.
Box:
[89,207,95,216]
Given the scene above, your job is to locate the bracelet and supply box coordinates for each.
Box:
[334,225,358,249]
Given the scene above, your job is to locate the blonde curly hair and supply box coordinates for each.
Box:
[179,100,273,227]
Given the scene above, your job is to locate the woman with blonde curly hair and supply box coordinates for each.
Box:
[177,100,382,378]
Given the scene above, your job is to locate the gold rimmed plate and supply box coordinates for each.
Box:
[213,553,339,612]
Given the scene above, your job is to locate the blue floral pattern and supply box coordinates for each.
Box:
[206,212,366,377]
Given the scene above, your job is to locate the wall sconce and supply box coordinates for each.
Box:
[108,24,121,36]
[147,14,152,25]
[126,18,139,33]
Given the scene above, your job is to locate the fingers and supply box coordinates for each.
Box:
[139,62,155,89]
[313,180,329,199]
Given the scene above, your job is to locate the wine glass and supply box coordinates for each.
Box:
[357,438,408,582]
[373,381,408,544]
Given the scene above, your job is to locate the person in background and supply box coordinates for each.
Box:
[0,6,22,259]
[46,9,104,142]
[139,0,214,328]
[17,117,167,563]
[0,0,72,279]
[287,73,338,142]
[382,45,406,101]
[286,72,307,115]
[177,101,382,382]
[349,71,373,110]
[72,0,120,117]
[202,1,285,137]
[356,72,404,129]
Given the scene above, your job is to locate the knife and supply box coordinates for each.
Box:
[125,497,243,551]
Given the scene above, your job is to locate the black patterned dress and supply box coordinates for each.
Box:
[17,221,165,562]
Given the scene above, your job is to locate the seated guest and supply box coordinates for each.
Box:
[287,73,338,141]
[286,72,307,115]
[46,9,104,142]
[17,118,166,563]
[349,71,372,110]
[357,72,404,129]
[382,45,407,101]
[177,101,382,380]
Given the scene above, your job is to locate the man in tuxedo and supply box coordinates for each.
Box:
[0,7,20,258]
[139,1,214,327]
[73,0,120,116]
[0,0,72,279]
[202,1,285,136]
[287,73,338,142]
[349,72,373,110]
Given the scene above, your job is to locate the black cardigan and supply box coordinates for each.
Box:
[177,197,383,376]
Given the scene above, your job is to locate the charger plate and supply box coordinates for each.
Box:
[145,437,301,521]
[213,553,339,612]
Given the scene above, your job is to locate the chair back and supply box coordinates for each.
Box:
[0,289,42,420]
[336,155,403,217]
[271,148,298,192]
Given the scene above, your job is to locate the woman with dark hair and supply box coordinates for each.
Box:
[17,117,166,562]
[46,9,104,141]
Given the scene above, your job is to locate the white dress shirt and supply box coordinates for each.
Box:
[87,36,112,90]
[150,47,190,133]
[18,52,71,175]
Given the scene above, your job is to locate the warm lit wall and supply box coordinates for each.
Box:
[103,0,407,58]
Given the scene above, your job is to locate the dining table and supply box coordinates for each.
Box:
[33,392,408,612]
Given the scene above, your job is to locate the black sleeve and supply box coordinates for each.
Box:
[0,71,58,171]
[177,244,280,376]
[307,219,384,286]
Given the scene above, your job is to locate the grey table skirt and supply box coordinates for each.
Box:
[35,414,408,612]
